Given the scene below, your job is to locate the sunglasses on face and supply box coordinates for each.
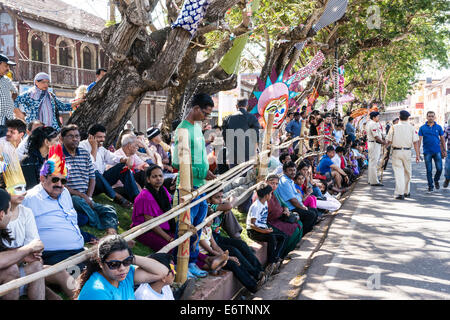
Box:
[51,177,67,184]
[104,255,134,270]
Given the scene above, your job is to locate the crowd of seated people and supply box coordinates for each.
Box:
[0,92,368,300]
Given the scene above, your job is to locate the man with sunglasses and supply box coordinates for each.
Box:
[22,145,85,265]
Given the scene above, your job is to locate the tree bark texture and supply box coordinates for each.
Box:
[69,0,241,146]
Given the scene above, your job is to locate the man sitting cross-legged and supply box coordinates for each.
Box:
[316,145,349,193]
[60,124,118,235]
[79,124,140,208]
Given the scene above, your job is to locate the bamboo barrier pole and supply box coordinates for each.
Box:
[298,119,307,159]
[122,164,255,242]
[119,155,261,240]
[175,128,192,284]
[159,177,267,254]
[0,164,256,297]
[120,160,256,239]
[258,113,275,182]
[0,133,325,297]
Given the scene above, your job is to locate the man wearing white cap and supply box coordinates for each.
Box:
[14,72,84,130]
[366,111,386,186]
[386,110,420,199]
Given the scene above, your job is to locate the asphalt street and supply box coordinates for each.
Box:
[298,158,450,300]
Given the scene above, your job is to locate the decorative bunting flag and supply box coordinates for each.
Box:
[312,0,349,32]
[220,34,250,75]
[326,92,355,109]
[219,0,261,75]
[171,0,211,37]
[288,51,325,91]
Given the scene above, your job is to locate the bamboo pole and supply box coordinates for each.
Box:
[0,133,322,297]
[175,128,192,284]
[298,119,307,159]
[258,113,275,182]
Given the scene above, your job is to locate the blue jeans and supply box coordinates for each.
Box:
[445,153,450,181]
[312,186,324,198]
[72,196,118,230]
[424,152,443,189]
[174,190,208,264]
[94,164,140,201]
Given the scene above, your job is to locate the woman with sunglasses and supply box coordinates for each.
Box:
[20,126,59,189]
[75,235,169,300]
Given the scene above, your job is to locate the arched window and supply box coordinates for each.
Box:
[31,34,44,62]
[59,41,70,66]
[82,46,92,70]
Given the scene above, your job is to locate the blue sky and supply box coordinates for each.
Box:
[61,0,109,20]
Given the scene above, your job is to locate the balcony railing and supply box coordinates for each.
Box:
[14,59,96,88]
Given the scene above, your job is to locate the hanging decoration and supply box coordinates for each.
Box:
[350,106,378,119]
[248,67,300,129]
[171,0,211,37]
[294,0,349,51]
[288,51,325,92]
[306,88,319,113]
[326,92,355,110]
[338,65,345,94]
[219,0,260,75]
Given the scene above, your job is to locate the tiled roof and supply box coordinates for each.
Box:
[0,0,106,34]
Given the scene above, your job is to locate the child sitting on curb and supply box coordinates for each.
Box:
[207,191,266,293]
[197,219,229,275]
[246,183,288,276]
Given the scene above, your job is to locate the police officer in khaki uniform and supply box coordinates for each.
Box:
[386,110,420,199]
[367,111,386,186]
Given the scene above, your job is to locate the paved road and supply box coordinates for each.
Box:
[299,159,450,300]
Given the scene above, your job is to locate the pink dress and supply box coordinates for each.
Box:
[131,188,174,252]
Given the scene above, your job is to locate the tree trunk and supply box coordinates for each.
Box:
[68,0,242,146]
[68,61,149,146]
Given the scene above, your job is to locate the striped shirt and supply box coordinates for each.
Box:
[63,145,95,194]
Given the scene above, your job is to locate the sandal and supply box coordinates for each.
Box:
[114,196,133,209]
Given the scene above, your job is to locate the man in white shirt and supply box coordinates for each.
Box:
[0,119,26,149]
[112,133,149,196]
[79,124,141,208]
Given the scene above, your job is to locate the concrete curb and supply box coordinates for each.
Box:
[251,172,365,300]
